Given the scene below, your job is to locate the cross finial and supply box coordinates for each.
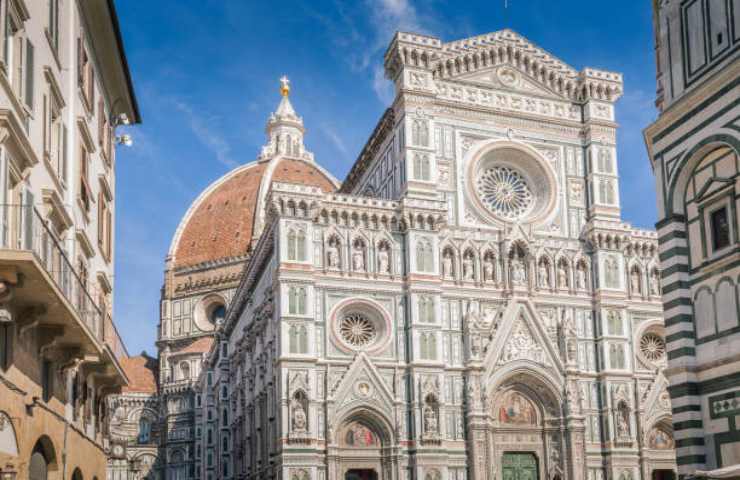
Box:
[279,75,290,97]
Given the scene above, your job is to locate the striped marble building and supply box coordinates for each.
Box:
[644,0,740,475]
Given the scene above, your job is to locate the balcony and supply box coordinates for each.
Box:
[0,203,127,383]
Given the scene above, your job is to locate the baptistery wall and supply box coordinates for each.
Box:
[197,30,677,480]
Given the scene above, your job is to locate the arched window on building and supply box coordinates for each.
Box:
[138,417,151,444]
[287,229,306,261]
[288,286,306,315]
[180,362,190,380]
[416,239,434,273]
[413,153,431,181]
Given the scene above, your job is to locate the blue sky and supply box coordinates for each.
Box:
[113,0,659,355]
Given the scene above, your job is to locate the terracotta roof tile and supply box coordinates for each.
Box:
[120,354,158,393]
[174,336,214,354]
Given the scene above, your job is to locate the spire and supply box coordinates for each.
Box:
[259,76,313,162]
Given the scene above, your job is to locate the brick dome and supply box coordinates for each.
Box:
[169,157,337,269]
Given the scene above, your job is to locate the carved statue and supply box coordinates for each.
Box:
[326,240,340,269]
[538,262,550,288]
[352,248,365,272]
[630,268,641,294]
[650,271,660,296]
[483,257,495,283]
[442,251,453,279]
[292,400,307,432]
[511,257,526,286]
[557,263,568,288]
[423,404,438,434]
[576,264,586,290]
[463,254,474,281]
[616,405,630,439]
[378,247,390,274]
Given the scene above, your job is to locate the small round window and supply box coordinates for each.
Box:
[209,304,226,325]
[193,295,226,332]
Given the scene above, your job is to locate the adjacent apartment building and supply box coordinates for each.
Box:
[0,0,139,479]
[644,0,740,476]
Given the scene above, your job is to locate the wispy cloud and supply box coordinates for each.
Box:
[172,99,237,169]
[307,0,441,103]
[321,123,349,156]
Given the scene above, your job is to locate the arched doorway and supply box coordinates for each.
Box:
[71,467,84,480]
[29,436,58,480]
[487,372,564,480]
[329,408,396,480]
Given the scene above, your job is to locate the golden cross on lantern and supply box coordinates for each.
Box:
[280,75,291,97]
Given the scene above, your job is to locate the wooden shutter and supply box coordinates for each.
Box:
[76,37,83,84]
[24,39,33,109]
[61,123,68,183]
[22,189,34,250]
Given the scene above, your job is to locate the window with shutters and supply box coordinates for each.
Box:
[98,98,112,165]
[78,141,91,213]
[77,37,94,112]
[0,323,11,370]
[46,0,61,52]
[41,359,53,401]
[4,9,34,112]
[43,82,66,185]
[97,191,111,261]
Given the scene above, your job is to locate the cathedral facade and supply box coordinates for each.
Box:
[107,29,678,480]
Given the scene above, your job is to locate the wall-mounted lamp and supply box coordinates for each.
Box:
[0,467,17,480]
[116,134,133,147]
[112,112,130,127]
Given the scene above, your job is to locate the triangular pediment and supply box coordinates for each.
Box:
[329,353,395,420]
[454,65,565,100]
[484,299,564,383]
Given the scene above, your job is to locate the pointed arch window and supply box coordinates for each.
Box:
[287,229,307,261]
[288,286,306,315]
[413,153,431,181]
[419,296,435,323]
[416,239,434,273]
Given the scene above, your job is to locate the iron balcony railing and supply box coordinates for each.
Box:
[0,203,125,359]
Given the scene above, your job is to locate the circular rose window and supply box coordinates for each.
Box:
[640,333,666,362]
[476,166,534,220]
[340,313,376,347]
[330,299,391,354]
[467,143,557,225]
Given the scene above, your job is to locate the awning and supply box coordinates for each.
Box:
[693,465,740,479]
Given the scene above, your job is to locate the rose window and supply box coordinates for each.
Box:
[475,166,534,220]
[339,313,376,347]
[640,333,666,362]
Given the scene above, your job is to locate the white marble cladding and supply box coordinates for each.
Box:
[435,80,583,122]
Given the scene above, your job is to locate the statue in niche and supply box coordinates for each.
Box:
[463,253,474,281]
[630,268,641,294]
[377,246,390,274]
[616,403,630,438]
[576,264,587,290]
[291,400,307,432]
[483,255,495,283]
[650,270,660,296]
[423,403,438,434]
[511,256,526,286]
[538,261,550,288]
[557,263,568,288]
[442,250,454,279]
[326,238,340,269]
[352,246,365,272]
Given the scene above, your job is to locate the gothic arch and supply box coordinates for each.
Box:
[0,411,18,457]
[485,367,564,420]
[333,405,395,447]
[667,136,740,216]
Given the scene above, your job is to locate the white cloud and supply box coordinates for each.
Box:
[172,99,237,169]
